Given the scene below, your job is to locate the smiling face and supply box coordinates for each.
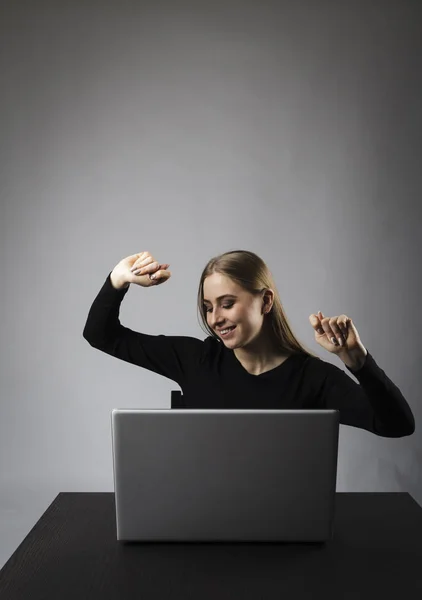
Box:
[203,272,272,346]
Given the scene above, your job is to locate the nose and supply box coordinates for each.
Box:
[210,309,225,330]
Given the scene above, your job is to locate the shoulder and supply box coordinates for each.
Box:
[296,353,344,379]
[301,354,362,393]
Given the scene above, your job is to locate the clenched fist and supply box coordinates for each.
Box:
[111,251,171,289]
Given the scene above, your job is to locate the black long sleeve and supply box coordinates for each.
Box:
[83,272,415,438]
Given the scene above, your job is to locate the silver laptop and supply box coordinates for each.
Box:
[111,409,339,542]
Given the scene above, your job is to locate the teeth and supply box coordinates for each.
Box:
[221,327,234,334]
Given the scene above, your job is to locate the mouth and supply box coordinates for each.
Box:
[218,325,237,338]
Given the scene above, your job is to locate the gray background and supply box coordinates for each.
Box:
[1,0,421,568]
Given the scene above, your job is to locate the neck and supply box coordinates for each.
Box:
[232,330,287,374]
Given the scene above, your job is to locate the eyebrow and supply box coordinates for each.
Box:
[203,294,238,304]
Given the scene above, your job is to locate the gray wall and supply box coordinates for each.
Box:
[1,0,421,567]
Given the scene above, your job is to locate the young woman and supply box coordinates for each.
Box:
[83,250,415,438]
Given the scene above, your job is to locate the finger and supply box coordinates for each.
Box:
[130,251,147,266]
[330,315,350,337]
[328,317,347,346]
[316,311,325,334]
[132,260,161,274]
[337,315,349,336]
[129,252,145,260]
[321,316,340,345]
[130,260,142,271]
[131,258,152,272]
[328,317,344,336]
[132,260,170,274]
[150,270,166,284]
[153,267,172,284]
[309,314,325,335]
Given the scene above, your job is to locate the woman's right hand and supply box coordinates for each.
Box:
[112,251,171,288]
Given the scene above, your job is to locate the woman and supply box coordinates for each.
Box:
[83,250,415,438]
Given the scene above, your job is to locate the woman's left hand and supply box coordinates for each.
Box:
[309,311,366,356]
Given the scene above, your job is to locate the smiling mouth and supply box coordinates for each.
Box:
[219,326,237,337]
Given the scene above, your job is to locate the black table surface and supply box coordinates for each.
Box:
[0,492,421,599]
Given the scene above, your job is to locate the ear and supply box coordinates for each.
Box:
[262,289,274,313]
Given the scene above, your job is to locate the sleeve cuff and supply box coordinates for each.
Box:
[344,350,372,374]
[105,271,130,294]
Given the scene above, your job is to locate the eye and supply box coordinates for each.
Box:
[204,303,234,313]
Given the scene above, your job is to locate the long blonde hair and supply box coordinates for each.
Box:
[197,249,320,359]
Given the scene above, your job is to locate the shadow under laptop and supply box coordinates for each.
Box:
[111,539,338,595]
[120,540,327,546]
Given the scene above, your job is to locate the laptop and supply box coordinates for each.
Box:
[111,409,339,542]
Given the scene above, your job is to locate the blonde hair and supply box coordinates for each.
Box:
[197,249,320,359]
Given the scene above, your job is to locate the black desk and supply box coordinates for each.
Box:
[0,492,421,599]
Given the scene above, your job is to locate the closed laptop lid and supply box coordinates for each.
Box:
[111,409,339,542]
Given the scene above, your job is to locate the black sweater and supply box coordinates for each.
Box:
[83,272,415,438]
